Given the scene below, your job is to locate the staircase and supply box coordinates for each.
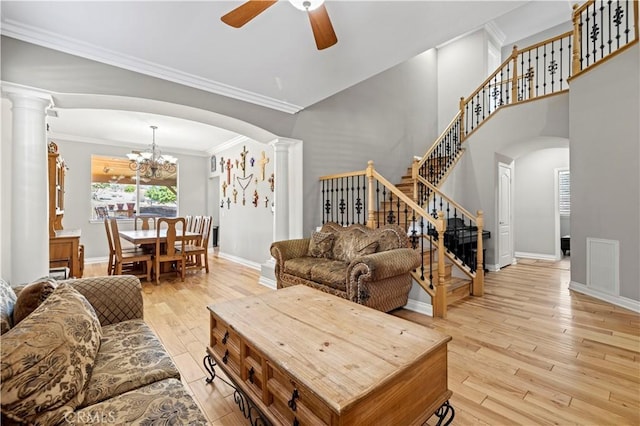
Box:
[318,0,637,318]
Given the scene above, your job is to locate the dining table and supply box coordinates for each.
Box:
[119,229,201,246]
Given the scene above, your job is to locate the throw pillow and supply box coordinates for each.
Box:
[355,237,379,258]
[0,278,17,335]
[1,283,103,425]
[307,232,335,258]
[12,277,58,325]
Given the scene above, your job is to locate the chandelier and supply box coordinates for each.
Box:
[127,126,177,179]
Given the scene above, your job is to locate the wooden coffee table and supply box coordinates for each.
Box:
[204,285,454,425]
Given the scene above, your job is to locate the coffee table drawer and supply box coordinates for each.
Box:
[210,314,240,376]
[266,361,332,425]
[242,342,266,400]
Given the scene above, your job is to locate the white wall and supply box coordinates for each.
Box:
[569,45,639,302]
[514,147,569,257]
[213,139,275,267]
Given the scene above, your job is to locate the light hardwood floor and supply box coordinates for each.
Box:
[84,255,640,425]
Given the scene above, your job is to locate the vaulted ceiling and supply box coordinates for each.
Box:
[1,1,573,153]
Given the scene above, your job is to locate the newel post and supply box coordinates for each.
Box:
[472,210,485,296]
[459,97,466,142]
[511,45,519,104]
[434,211,447,318]
[572,4,581,76]
[366,160,376,229]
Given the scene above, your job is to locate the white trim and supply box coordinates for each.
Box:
[258,276,277,290]
[1,81,53,103]
[216,251,261,271]
[515,251,558,261]
[484,22,507,47]
[569,281,640,313]
[206,136,249,156]
[404,298,433,317]
[487,263,501,272]
[1,20,304,114]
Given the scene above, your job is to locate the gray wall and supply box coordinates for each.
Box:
[569,45,639,302]
[443,95,570,267]
[514,147,569,257]
[437,29,488,132]
[293,48,440,232]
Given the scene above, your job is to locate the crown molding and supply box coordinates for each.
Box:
[484,21,507,47]
[1,20,304,114]
[206,135,250,156]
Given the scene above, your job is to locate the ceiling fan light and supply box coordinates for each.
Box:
[288,0,324,12]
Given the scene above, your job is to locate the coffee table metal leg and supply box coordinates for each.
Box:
[203,354,271,426]
[434,400,455,426]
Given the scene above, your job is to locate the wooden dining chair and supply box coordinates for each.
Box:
[184,215,192,232]
[183,216,213,273]
[134,215,158,231]
[103,218,137,275]
[109,218,153,282]
[154,217,187,285]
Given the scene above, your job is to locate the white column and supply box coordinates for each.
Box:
[6,89,51,284]
[271,138,293,242]
[259,137,302,289]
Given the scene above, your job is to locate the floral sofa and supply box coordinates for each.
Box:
[0,275,208,425]
[270,222,422,312]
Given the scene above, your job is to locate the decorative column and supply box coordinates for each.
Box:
[4,86,51,284]
[259,137,303,289]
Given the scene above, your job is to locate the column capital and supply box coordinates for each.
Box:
[2,81,53,106]
[269,137,301,151]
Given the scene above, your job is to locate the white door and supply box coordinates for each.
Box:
[498,163,513,268]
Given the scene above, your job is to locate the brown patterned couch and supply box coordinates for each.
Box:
[270,222,421,312]
[0,275,208,425]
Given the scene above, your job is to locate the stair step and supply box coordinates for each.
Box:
[417,262,452,279]
[446,277,472,304]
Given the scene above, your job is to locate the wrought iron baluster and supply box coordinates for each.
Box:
[322,180,326,224]
[600,0,605,59]
[624,0,629,44]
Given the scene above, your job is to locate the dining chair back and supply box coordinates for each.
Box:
[154,217,187,285]
[191,215,203,233]
[184,215,213,273]
[104,218,116,275]
[134,215,158,231]
[185,215,193,232]
[109,218,153,281]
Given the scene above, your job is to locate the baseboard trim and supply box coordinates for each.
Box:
[216,252,261,271]
[569,281,640,313]
[404,298,433,317]
[487,264,501,272]
[515,251,558,261]
[258,277,277,290]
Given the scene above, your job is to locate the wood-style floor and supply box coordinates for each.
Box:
[83,254,640,425]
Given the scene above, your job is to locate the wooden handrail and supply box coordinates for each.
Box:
[416,175,477,222]
[463,48,517,105]
[518,30,573,54]
[319,169,366,180]
[416,111,462,169]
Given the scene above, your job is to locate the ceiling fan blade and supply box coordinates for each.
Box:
[308,4,337,50]
[221,0,277,28]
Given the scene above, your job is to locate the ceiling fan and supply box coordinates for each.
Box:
[221,0,338,50]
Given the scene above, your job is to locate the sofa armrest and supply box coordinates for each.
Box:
[59,275,143,326]
[270,239,311,275]
[347,248,422,286]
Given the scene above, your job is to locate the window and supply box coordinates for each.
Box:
[91,155,178,220]
[559,170,570,216]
